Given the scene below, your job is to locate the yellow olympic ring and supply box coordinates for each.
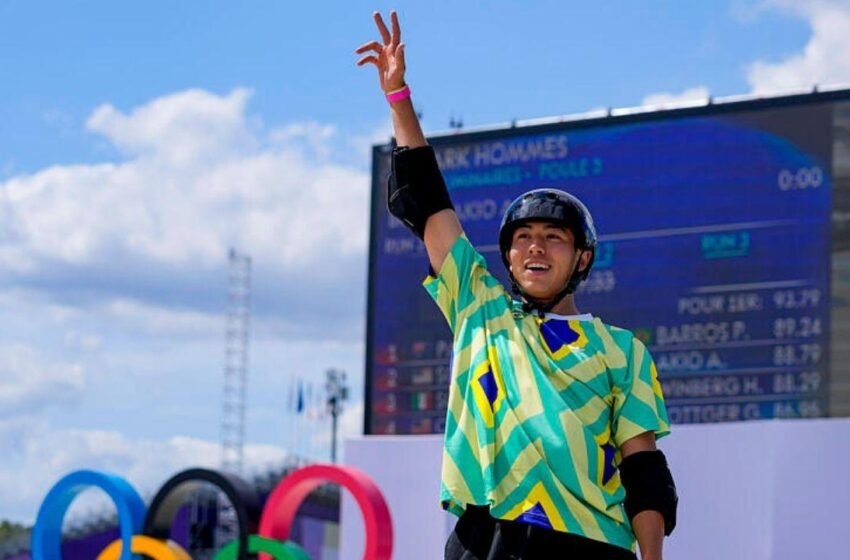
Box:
[96,535,192,560]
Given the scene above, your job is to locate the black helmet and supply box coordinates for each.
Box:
[498,188,598,308]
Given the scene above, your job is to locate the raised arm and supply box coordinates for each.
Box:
[356,11,462,273]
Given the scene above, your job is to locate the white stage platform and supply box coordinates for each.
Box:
[341,418,849,559]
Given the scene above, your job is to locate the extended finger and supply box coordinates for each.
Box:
[356,55,379,67]
[374,11,391,44]
[355,41,383,55]
[391,11,401,46]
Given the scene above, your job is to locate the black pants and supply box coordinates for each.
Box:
[445,506,638,560]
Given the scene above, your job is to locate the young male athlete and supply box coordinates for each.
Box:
[357,12,677,560]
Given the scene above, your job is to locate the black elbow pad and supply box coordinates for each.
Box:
[387,146,454,239]
[619,450,678,536]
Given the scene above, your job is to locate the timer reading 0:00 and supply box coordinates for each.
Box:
[777,167,823,191]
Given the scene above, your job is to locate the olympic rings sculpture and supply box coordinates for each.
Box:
[32,464,393,560]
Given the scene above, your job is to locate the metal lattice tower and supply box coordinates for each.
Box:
[221,248,251,474]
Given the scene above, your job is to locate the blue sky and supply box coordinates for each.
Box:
[1,0,849,523]
[0,0,815,174]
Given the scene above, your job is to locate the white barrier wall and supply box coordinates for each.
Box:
[341,418,850,559]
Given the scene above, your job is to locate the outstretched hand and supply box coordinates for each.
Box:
[355,11,406,93]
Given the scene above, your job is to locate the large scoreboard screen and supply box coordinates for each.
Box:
[365,90,850,435]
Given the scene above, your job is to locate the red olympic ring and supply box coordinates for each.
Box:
[259,464,393,560]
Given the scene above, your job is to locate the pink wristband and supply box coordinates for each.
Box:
[385,85,411,104]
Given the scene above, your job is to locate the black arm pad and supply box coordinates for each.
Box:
[387,145,454,239]
[619,450,678,536]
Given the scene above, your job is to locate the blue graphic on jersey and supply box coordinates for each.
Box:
[540,319,581,355]
[516,503,554,530]
[601,443,617,485]
[478,368,499,407]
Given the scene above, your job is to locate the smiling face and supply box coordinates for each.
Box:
[507,221,590,300]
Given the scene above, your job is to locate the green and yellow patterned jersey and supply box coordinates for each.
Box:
[423,234,670,552]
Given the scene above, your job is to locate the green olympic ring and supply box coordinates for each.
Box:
[213,535,310,560]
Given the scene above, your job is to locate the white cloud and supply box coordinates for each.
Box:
[747,0,850,93]
[338,400,365,462]
[0,87,370,274]
[0,417,289,523]
[104,298,221,338]
[63,331,103,352]
[642,86,711,108]
[269,120,338,161]
[641,1,850,108]
[86,88,257,164]
[0,343,86,417]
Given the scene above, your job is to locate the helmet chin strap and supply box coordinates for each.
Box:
[511,251,584,318]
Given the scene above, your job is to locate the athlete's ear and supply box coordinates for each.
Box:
[578,250,592,272]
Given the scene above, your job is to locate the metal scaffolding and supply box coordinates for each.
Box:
[221,248,251,474]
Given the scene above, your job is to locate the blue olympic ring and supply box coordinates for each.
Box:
[31,470,147,560]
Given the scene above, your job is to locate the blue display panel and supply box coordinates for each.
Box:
[365,100,837,435]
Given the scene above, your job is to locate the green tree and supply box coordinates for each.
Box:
[0,520,28,542]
